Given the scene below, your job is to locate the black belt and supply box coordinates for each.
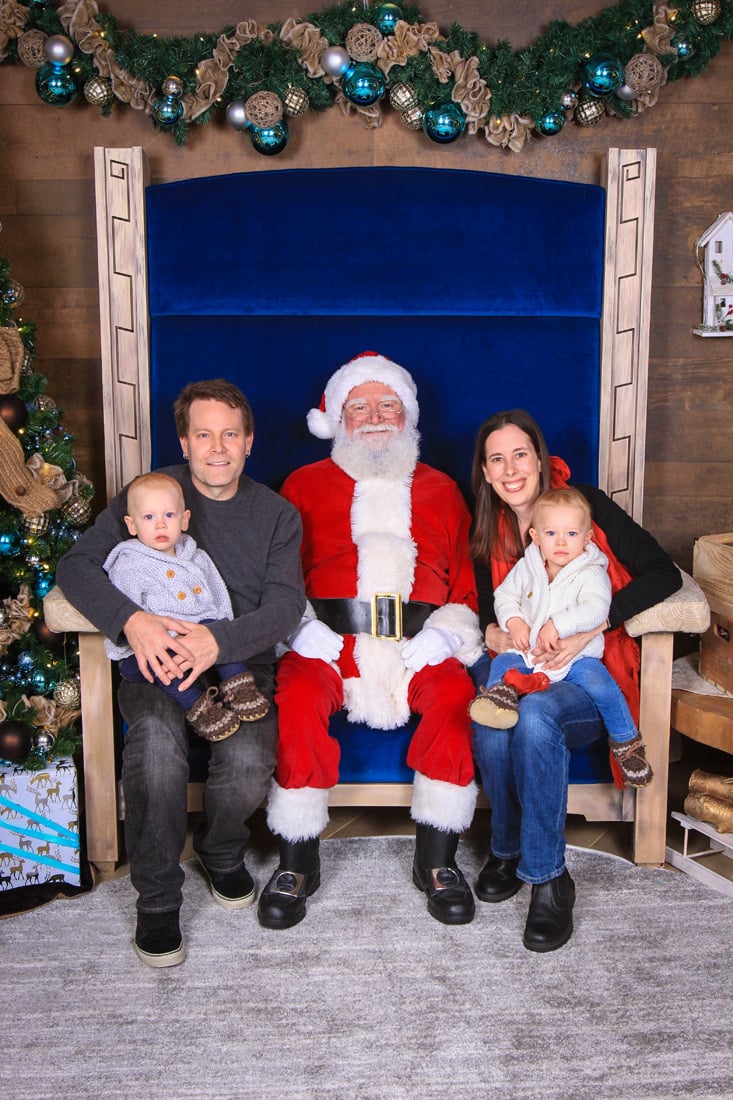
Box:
[309,596,439,642]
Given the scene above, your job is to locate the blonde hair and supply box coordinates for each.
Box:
[126,472,185,511]
[530,487,592,531]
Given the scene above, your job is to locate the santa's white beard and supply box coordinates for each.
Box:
[331,422,420,481]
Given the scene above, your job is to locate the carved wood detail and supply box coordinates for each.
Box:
[94,146,151,501]
[599,148,656,522]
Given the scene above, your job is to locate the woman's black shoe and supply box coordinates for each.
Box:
[523,868,575,952]
[475,855,522,902]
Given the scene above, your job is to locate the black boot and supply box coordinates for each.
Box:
[412,823,475,925]
[257,837,321,930]
[523,868,575,952]
[476,854,522,903]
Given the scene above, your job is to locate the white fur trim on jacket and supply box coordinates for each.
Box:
[424,602,484,667]
[352,477,415,599]
[411,772,479,832]
[343,634,413,729]
[307,353,419,440]
[266,781,329,841]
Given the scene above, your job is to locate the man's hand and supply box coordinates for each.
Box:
[123,611,218,691]
[289,619,344,662]
[402,626,460,672]
[484,623,513,655]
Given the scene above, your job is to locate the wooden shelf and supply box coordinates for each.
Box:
[671,688,733,755]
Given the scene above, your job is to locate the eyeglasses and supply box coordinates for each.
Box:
[343,397,404,423]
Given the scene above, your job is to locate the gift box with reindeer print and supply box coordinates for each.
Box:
[0,757,80,889]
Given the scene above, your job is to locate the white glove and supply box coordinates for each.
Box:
[288,619,344,662]
[402,627,461,672]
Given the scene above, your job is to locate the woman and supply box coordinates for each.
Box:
[470,409,681,953]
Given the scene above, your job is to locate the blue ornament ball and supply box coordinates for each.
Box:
[535,110,565,136]
[36,61,77,107]
[32,669,54,692]
[422,102,467,144]
[0,532,17,556]
[582,53,625,97]
[152,94,184,126]
[17,652,36,671]
[33,572,55,599]
[375,3,403,36]
[671,36,695,60]
[342,63,386,107]
[248,120,290,156]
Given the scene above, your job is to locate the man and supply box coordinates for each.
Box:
[56,379,305,967]
[258,352,483,930]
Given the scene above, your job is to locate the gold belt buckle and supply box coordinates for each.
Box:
[371,593,403,641]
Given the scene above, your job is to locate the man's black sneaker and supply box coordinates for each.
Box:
[134,910,186,968]
[203,862,256,910]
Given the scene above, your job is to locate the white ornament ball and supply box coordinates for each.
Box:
[321,46,350,78]
[44,34,75,66]
[226,100,250,130]
[615,84,637,102]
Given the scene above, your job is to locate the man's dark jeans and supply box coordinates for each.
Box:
[119,664,276,912]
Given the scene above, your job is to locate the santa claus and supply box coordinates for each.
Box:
[258,352,484,929]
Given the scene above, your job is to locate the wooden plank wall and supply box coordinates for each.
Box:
[1,1,732,572]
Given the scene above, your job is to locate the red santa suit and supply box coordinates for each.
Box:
[268,358,483,844]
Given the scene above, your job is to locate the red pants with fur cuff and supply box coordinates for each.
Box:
[274,650,476,790]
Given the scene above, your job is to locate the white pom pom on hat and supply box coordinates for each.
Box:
[306,351,419,440]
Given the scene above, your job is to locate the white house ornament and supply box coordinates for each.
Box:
[693,212,733,336]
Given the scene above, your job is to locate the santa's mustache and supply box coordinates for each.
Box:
[353,422,399,436]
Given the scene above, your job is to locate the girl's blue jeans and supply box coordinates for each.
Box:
[487,651,637,743]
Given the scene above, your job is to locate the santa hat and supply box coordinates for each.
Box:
[306,351,419,440]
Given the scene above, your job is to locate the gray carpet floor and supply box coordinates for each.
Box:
[1,836,732,1100]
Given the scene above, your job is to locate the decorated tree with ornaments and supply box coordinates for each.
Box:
[0,250,93,768]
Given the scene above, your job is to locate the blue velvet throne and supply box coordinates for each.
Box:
[50,146,690,871]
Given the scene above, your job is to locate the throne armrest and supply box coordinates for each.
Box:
[624,569,710,638]
[43,585,99,634]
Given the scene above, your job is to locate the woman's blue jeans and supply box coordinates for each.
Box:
[118,664,277,914]
[471,680,605,885]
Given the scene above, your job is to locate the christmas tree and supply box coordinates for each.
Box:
[0,252,93,768]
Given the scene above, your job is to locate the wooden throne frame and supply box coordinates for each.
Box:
[45,146,709,872]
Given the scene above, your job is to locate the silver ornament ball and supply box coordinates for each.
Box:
[84,75,115,108]
[321,46,350,78]
[284,85,309,117]
[226,100,250,130]
[44,34,75,66]
[54,679,81,709]
[33,729,56,752]
[692,0,721,24]
[615,84,637,102]
[162,75,184,99]
[400,104,424,130]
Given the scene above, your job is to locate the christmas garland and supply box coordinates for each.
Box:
[0,254,92,769]
[0,1,731,152]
